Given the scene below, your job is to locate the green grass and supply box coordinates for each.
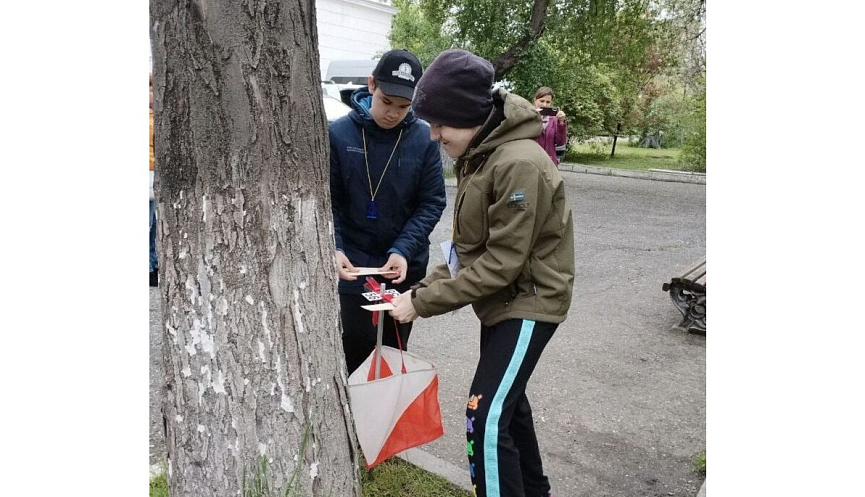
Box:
[150,471,169,497]
[563,138,685,171]
[693,451,706,476]
[362,457,472,497]
[150,457,472,497]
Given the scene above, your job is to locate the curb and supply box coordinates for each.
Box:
[397,447,473,492]
[444,163,705,187]
[558,162,706,184]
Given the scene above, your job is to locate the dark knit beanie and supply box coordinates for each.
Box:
[412,49,494,128]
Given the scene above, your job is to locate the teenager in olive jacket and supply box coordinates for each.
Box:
[390,49,574,497]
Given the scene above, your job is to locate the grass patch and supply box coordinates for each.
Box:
[564,138,685,171]
[692,451,706,476]
[362,457,472,497]
[150,457,471,497]
[150,471,169,497]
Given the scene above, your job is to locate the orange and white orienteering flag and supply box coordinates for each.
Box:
[347,345,444,468]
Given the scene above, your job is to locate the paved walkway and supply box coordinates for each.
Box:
[417,164,705,496]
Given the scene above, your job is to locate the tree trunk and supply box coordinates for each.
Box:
[610,122,621,158]
[490,0,551,79]
[639,131,661,149]
[150,1,360,495]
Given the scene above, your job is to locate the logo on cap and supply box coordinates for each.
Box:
[392,63,415,82]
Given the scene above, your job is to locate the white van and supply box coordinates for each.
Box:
[325,59,379,85]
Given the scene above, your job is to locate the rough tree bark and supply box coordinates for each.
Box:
[150,0,360,495]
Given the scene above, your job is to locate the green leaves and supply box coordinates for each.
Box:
[391,0,704,157]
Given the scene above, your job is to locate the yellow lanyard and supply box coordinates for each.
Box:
[362,127,403,201]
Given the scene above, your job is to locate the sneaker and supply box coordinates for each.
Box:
[150,270,159,287]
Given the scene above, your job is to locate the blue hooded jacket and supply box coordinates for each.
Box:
[329,87,446,294]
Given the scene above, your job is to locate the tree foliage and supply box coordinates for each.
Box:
[390,0,706,162]
[678,79,706,171]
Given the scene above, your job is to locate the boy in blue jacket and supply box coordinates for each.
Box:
[329,49,446,374]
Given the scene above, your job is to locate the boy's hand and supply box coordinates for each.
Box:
[380,252,408,284]
[336,251,357,281]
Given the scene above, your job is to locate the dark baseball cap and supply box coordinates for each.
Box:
[371,49,423,101]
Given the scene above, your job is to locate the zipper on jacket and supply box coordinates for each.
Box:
[453,155,489,237]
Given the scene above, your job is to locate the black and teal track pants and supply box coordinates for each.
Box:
[465,318,556,497]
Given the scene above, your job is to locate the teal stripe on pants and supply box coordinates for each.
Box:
[483,319,535,496]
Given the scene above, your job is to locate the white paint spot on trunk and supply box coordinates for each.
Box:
[292,289,305,334]
[197,424,206,433]
[309,461,319,478]
[280,394,295,413]
[185,276,198,305]
[213,369,226,394]
[200,330,215,358]
[243,378,250,385]
[275,356,296,413]
[258,340,266,363]
[202,195,207,222]
[245,295,254,305]
[260,305,272,347]
[258,443,267,455]
[175,415,183,422]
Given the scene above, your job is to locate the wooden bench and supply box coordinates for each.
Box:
[662,256,706,334]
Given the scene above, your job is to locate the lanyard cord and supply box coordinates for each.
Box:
[362,127,403,201]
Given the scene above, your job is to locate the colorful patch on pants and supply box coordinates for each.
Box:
[467,394,483,410]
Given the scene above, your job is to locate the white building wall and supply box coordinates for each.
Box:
[315,0,397,79]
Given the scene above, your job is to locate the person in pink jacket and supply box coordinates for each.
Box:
[533,86,568,167]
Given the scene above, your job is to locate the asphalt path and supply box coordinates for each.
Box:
[150,169,706,496]
[407,171,707,496]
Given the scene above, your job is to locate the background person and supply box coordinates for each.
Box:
[329,49,447,375]
[390,49,575,497]
[533,86,568,167]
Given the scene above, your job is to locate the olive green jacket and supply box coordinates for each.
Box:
[412,89,575,326]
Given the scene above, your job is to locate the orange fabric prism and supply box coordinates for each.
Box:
[347,346,445,468]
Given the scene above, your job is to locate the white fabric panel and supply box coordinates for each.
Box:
[348,346,437,462]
